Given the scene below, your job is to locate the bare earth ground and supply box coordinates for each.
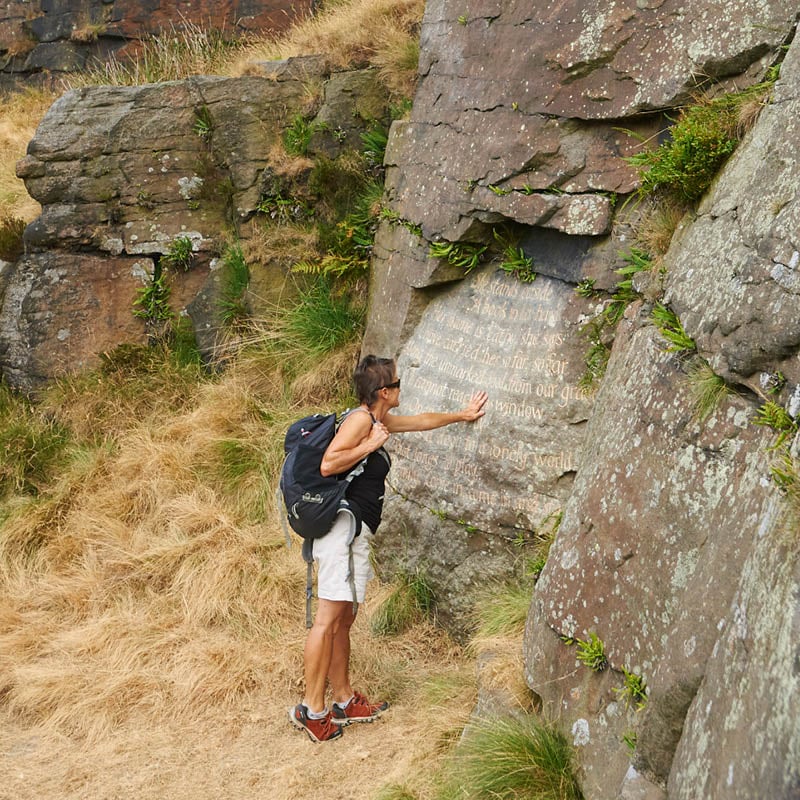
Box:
[0,582,472,800]
[0,700,428,800]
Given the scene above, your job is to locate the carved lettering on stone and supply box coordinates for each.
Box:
[386,267,592,535]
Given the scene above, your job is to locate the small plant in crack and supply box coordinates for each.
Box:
[753,400,798,449]
[575,632,608,671]
[614,668,648,711]
[685,358,734,422]
[193,105,213,139]
[161,235,195,271]
[429,239,488,273]
[651,302,696,353]
[574,278,599,298]
[133,266,172,324]
[499,245,536,283]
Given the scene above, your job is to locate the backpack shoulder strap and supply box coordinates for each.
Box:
[338,406,376,428]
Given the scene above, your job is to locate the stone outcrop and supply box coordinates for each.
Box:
[2,59,392,388]
[361,0,800,797]
[0,0,310,91]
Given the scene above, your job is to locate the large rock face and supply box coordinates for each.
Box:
[0,0,309,90]
[375,266,593,630]
[362,0,800,797]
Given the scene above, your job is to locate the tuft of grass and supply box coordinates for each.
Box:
[161,235,195,272]
[0,87,55,222]
[685,358,733,422]
[374,785,419,800]
[578,318,611,395]
[39,343,205,445]
[636,200,685,257]
[232,278,365,370]
[0,382,72,500]
[64,20,245,87]
[626,69,781,203]
[234,0,424,101]
[528,511,560,580]
[626,100,739,201]
[651,302,696,353]
[218,242,250,326]
[371,569,434,636]
[471,580,532,639]
[371,29,420,101]
[0,213,25,261]
[282,277,366,357]
[439,714,584,800]
[309,151,373,220]
[133,269,172,324]
[575,632,608,671]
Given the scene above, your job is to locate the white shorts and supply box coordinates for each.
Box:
[312,511,374,603]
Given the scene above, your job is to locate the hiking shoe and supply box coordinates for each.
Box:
[289,704,343,742]
[331,691,389,725]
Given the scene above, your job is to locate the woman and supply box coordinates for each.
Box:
[289,355,488,742]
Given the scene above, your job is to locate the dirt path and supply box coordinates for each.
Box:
[0,692,449,800]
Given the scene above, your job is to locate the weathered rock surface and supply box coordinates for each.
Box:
[2,0,800,795]
[361,0,800,797]
[0,252,152,386]
[664,36,800,390]
[666,494,800,799]
[0,0,310,90]
[524,317,775,794]
[375,266,593,631]
[2,62,391,388]
[369,0,793,357]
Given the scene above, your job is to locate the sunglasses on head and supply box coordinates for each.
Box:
[378,379,401,390]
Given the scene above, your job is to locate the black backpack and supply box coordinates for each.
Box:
[279,410,367,541]
[278,409,369,626]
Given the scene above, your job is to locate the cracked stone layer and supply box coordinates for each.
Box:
[666,496,800,799]
[372,266,594,632]
[664,37,800,385]
[4,64,391,388]
[0,0,309,90]
[417,0,796,121]
[523,315,775,795]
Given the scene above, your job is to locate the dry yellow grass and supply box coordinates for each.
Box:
[0,343,513,799]
[233,0,424,96]
[0,87,56,221]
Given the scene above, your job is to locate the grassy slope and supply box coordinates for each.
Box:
[0,3,537,797]
[0,346,487,800]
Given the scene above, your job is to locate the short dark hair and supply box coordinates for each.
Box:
[354,355,396,406]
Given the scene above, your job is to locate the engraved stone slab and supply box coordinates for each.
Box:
[373,266,593,627]
[390,268,591,532]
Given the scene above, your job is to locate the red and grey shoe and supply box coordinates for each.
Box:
[331,691,389,725]
[289,704,343,742]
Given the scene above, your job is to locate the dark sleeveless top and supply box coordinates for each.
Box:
[337,408,391,533]
[346,447,391,533]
